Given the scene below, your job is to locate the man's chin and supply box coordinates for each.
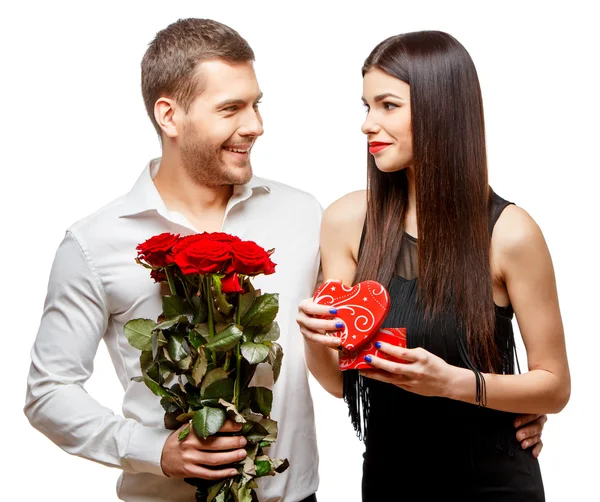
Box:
[227,165,253,185]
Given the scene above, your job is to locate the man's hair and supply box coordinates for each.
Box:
[141,18,255,135]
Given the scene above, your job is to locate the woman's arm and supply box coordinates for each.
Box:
[365,205,571,415]
[449,205,571,413]
[297,191,366,398]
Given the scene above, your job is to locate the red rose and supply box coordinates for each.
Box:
[204,233,242,243]
[136,233,180,268]
[173,235,232,275]
[221,273,244,294]
[230,240,276,276]
[150,269,167,283]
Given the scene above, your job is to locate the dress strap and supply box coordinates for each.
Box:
[489,189,514,235]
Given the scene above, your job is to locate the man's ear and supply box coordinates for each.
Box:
[154,97,179,138]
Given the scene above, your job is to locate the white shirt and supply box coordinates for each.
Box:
[25,159,323,502]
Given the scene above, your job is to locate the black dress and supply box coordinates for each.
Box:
[348,191,545,501]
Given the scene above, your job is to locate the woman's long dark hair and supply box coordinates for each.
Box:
[354,31,499,373]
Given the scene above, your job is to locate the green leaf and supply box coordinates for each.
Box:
[191,348,208,386]
[160,397,180,414]
[254,322,280,343]
[124,319,157,351]
[176,411,194,422]
[240,293,279,327]
[168,335,190,362]
[202,378,234,401]
[267,343,284,384]
[244,421,270,443]
[212,275,233,315]
[255,459,271,477]
[239,388,252,412]
[146,362,160,383]
[151,331,159,360]
[218,398,246,423]
[192,407,226,439]
[207,480,226,502]
[200,368,228,396]
[241,342,270,365]
[259,417,278,442]
[139,350,153,374]
[143,375,177,400]
[178,423,191,441]
[154,315,189,332]
[239,291,258,319]
[162,295,192,320]
[190,325,209,348]
[250,387,273,417]
[205,324,244,352]
[176,355,192,371]
[191,295,208,324]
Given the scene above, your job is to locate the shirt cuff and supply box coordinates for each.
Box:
[125,424,174,476]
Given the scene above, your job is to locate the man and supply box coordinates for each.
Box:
[24,18,546,502]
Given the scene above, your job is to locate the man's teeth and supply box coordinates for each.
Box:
[224,147,249,153]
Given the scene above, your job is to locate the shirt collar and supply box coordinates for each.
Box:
[118,157,271,218]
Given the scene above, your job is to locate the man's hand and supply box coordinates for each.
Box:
[514,413,547,458]
[160,420,247,479]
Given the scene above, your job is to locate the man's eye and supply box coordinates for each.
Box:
[362,103,370,112]
[224,106,238,112]
[253,100,262,108]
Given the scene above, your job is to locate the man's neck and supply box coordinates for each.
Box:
[153,150,233,233]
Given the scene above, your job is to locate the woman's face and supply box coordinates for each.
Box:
[361,68,412,172]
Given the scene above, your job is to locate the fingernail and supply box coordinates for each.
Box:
[335,322,344,329]
[523,441,530,449]
[238,450,247,459]
[230,470,238,476]
[364,355,372,363]
[375,342,381,349]
[329,308,338,315]
[514,421,521,428]
[518,433,525,441]
[239,437,247,447]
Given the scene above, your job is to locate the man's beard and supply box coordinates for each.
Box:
[180,124,253,188]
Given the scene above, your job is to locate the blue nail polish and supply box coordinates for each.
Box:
[335,322,344,329]
[375,342,381,349]
[329,308,338,315]
[364,355,372,363]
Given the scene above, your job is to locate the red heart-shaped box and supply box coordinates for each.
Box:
[339,327,407,371]
[313,280,390,350]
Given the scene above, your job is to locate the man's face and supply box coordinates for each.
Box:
[178,59,264,187]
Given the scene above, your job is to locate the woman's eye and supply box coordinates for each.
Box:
[383,102,398,110]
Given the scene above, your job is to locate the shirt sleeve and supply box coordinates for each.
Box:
[24,231,172,476]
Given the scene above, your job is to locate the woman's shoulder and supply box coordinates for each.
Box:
[492,203,548,266]
[322,190,367,229]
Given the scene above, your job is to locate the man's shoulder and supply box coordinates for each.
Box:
[67,192,131,242]
[255,176,323,213]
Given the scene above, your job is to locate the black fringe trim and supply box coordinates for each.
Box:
[343,369,370,441]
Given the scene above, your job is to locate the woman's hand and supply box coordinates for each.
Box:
[360,341,458,398]
[296,298,344,350]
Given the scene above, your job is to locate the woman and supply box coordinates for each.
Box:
[297,31,570,500]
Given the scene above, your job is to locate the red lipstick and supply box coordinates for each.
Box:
[368,142,391,154]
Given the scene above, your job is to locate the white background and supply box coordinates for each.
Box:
[3,1,599,500]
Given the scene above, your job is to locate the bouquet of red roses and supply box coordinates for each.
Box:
[125,232,288,502]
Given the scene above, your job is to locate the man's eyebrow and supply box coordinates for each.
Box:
[361,93,405,103]
[216,93,263,108]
